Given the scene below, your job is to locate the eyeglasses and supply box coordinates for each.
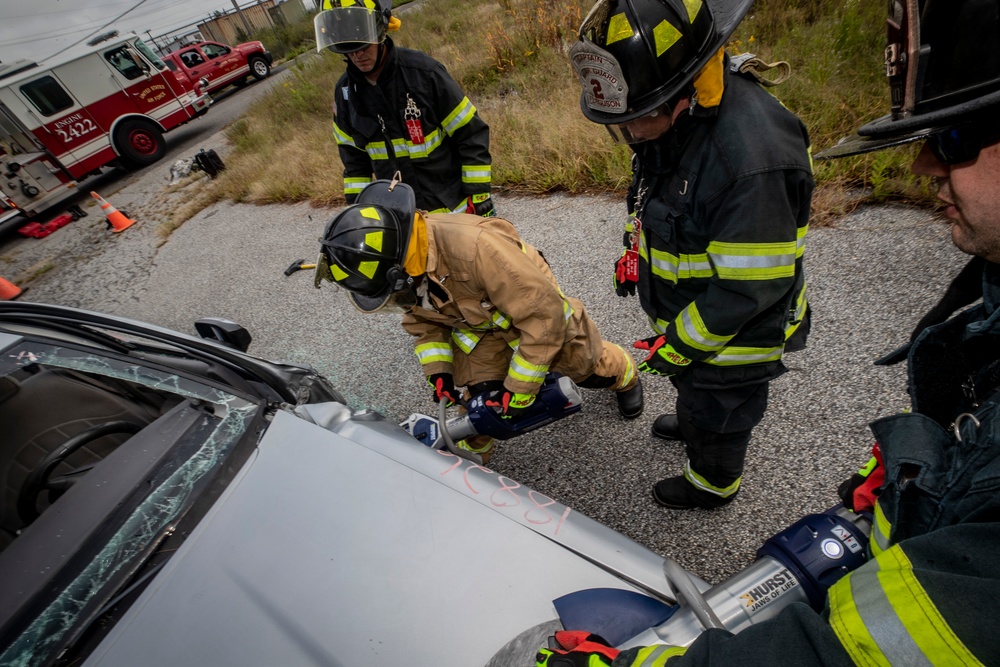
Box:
[928,124,1000,165]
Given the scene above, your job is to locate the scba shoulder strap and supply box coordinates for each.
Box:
[729,52,791,87]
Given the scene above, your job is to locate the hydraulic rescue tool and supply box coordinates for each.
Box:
[554,506,871,648]
[400,373,583,464]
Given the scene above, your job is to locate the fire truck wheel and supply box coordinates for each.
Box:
[249,56,270,81]
[114,119,165,167]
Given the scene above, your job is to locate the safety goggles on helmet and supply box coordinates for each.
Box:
[348,286,417,314]
[604,103,674,144]
[928,123,1000,166]
[314,5,386,54]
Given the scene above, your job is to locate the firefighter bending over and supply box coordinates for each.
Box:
[315,179,643,463]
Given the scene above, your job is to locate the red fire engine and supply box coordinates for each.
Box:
[0,32,211,228]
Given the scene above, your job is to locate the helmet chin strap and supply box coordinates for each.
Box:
[371,41,388,74]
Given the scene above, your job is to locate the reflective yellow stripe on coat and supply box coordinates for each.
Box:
[828,545,983,667]
[415,342,453,366]
[508,352,547,386]
[624,645,687,666]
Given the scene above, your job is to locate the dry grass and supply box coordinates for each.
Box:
[189,0,931,229]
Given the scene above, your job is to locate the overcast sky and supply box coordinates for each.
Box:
[0,0,315,64]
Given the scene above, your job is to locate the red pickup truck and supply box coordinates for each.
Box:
[162,40,273,95]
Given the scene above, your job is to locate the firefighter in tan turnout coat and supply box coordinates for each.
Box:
[316,179,643,461]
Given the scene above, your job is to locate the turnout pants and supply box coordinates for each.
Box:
[453,300,638,394]
[671,363,783,500]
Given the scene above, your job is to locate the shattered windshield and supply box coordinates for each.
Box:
[0,341,259,667]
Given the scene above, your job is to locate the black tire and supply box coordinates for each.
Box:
[248,56,270,81]
[113,118,165,167]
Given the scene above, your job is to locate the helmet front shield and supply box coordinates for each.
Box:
[314,7,384,54]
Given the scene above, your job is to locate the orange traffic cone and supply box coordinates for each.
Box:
[90,191,136,232]
[0,275,23,300]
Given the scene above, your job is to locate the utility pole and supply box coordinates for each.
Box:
[144,30,160,54]
[231,0,255,38]
[256,0,285,50]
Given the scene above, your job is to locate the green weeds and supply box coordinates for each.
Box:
[203,0,931,223]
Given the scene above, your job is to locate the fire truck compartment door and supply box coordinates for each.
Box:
[18,152,64,191]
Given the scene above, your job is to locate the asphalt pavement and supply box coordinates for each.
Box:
[0,149,969,584]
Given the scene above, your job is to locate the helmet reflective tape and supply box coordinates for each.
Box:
[322,0,377,8]
[681,0,703,22]
[605,12,635,44]
[365,229,383,250]
[331,263,350,281]
[358,260,379,279]
[652,20,683,56]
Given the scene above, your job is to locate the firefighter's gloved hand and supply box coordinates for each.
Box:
[837,444,885,514]
[484,390,535,420]
[634,335,692,376]
[428,373,460,407]
[535,631,619,666]
[614,250,638,297]
[466,193,496,217]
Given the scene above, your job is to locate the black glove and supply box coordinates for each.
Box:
[535,631,619,666]
[484,389,535,420]
[837,444,884,513]
[427,373,460,407]
[466,193,496,217]
[634,335,692,376]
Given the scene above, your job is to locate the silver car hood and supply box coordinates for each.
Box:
[83,410,673,666]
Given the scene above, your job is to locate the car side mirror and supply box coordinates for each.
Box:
[195,318,252,352]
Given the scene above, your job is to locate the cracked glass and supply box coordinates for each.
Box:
[0,342,259,667]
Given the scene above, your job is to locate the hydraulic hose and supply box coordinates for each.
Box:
[662,556,725,631]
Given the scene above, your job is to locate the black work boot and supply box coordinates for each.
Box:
[616,379,644,419]
[651,476,736,510]
[651,414,682,440]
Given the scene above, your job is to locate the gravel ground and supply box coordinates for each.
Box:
[0,161,968,584]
